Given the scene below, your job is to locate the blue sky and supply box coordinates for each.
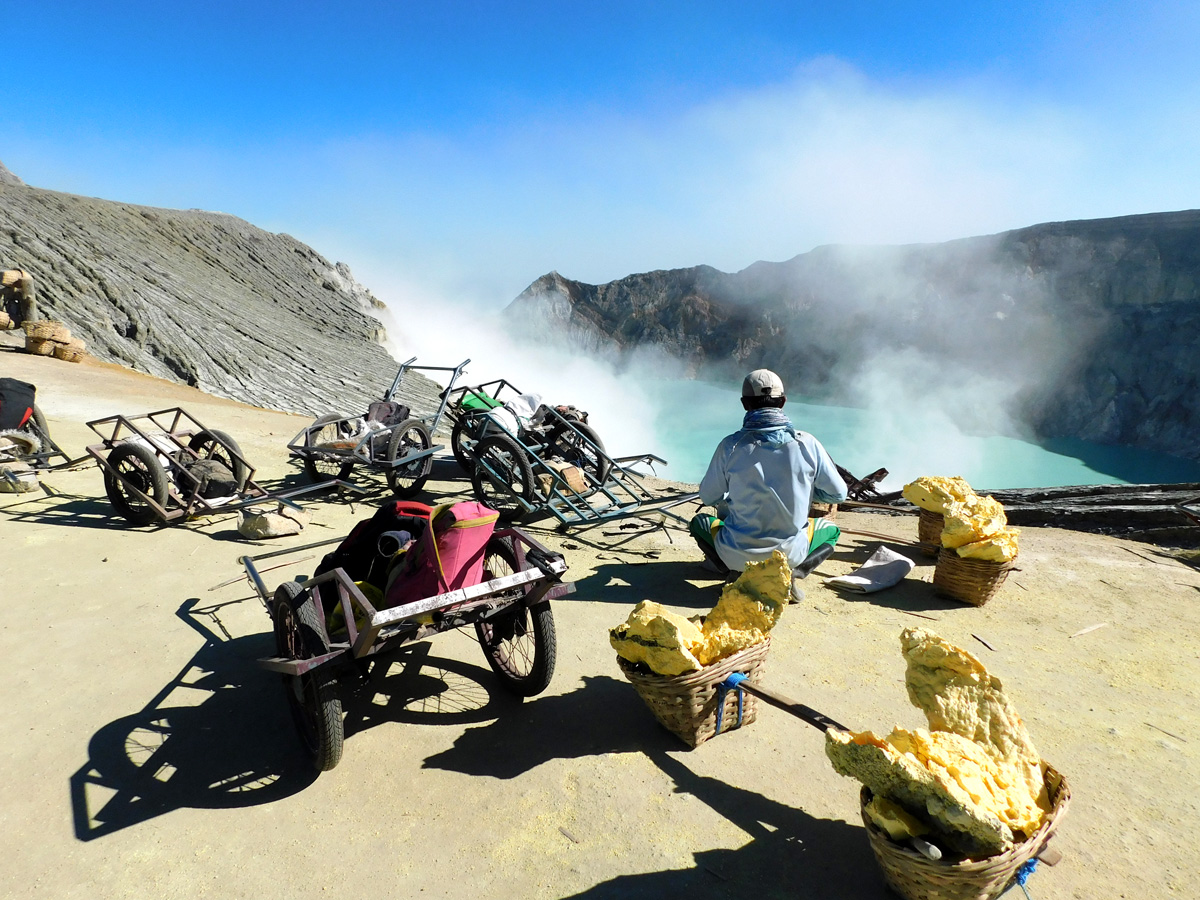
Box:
[7,1,1200,310]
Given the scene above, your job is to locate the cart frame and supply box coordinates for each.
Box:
[443,378,695,530]
[85,407,343,524]
[242,524,574,770]
[286,357,470,497]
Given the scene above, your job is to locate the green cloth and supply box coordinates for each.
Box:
[460,391,501,411]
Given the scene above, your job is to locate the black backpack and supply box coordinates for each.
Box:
[0,377,35,431]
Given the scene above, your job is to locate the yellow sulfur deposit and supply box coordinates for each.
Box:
[940,495,1008,549]
[902,476,975,514]
[694,550,790,665]
[825,629,1048,856]
[905,475,1019,561]
[611,551,791,675]
[956,528,1020,561]
[609,600,705,676]
[865,795,929,840]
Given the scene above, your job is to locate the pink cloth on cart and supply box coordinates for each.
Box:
[384,501,500,609]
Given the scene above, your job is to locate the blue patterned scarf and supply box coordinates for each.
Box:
[742,407,793,432]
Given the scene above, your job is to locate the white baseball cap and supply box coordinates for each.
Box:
[742,369,785,399]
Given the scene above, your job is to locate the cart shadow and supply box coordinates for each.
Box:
[422,675,681,779]
[574,561,725,608]
[68,600,318,841]
[0,492,151,531]
[557,752,884,900]
[339,642,512,738]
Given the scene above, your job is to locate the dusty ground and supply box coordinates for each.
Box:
[2,345,1198,900]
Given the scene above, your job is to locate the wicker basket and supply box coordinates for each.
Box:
[862,764,1070,900]
[0,310,10,330]
[24,335,58,356]
[809,501,838,520]
[933,552,1016,607]
[616,639,771,748]
[917,510,944,556]
[21,320,70,342]
[52,337,87,363]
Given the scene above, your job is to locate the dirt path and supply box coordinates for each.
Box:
[2,346,1197,899]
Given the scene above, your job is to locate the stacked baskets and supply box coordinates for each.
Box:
[861,764,1070,900]
[917,508,1016,606]
[916,509,943,557]
[616,638,770,748]
[21,321,87,363]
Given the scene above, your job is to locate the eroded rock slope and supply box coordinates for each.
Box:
[0,168,441,416]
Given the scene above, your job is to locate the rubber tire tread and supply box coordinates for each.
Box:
[474,537,557,696]
[104,441,169,525]
[275,583,344,772]
[450,411,486,472]
[471,432,535,523]
[385,418,433,498]
[303,412,354,483]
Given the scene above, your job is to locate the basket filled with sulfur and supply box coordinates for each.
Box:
[611,551,791,748]
[827,629,1069,900]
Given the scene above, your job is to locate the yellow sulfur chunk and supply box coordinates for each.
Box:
[826,727,1015,854]
[610,600,705,676]
[941,495,1008,549]
[889,728,1046,836]
[956,528,1020,561]
[865,796,929,840]
[695,550,790,665]
[902,476,976,514]
[902,629,1044,784]
[610,551,791,674]
[825,629,1051,856]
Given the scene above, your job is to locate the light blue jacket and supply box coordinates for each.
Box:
[699,424,848,571]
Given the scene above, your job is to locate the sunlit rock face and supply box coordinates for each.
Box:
[507,210,1200,463]
[0,166,443,417]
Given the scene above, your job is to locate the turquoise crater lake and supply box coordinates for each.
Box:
[650,381,1200,490]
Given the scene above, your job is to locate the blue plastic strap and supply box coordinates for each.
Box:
[1014,858,1038,899]
[714,672,750,735]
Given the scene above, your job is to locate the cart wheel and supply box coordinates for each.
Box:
[28,404,50,444]
[450,411,486,473]
[474,536,557,696]
[303,412,354,483]
[546,420,610,487]
[385,418,433,498]
[189,428,250,491]
[103,441,169,525]
[471,433,535,522]
[272,582,344,772]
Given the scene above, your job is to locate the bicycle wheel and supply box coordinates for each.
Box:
[474,536,557,696]
[303,412,355,483]
[471,433,535,522]
[385,418,433,498]
[103,441,169,525]
[188,428,250,491]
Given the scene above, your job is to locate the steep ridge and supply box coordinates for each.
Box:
[506,211,1200,462]
[0,167,441,416]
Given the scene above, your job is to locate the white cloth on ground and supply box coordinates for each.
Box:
[824,545,914,593]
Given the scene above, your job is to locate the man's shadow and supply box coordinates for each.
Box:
[558,752,886,899]
[573,561,721,609]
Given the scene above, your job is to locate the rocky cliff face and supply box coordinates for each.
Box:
[0,167,442,417]
[507,211,1200,462]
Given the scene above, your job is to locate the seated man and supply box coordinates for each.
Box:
[689,369,848,600]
